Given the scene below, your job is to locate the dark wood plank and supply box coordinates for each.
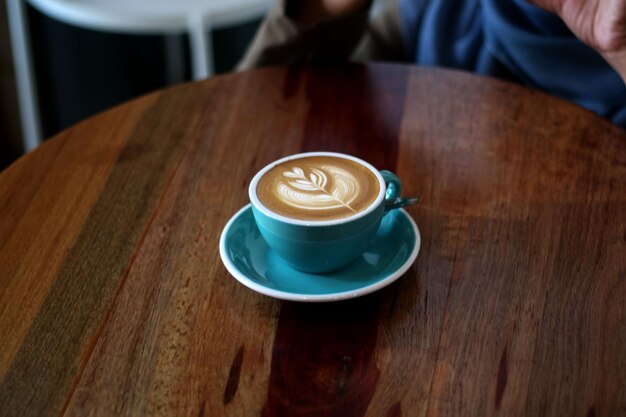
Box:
[265,297,383,417]
[298,64,404,170]
[263,64,407,417]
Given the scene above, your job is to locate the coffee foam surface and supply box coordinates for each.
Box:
[256,155,380,221]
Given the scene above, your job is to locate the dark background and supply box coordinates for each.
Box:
[0,4,262,171]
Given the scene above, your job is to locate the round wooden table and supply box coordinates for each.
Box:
[1,64,625,416]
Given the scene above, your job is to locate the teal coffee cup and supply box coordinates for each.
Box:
[249,152,403,273]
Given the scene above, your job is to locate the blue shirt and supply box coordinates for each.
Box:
[398,0,626,127]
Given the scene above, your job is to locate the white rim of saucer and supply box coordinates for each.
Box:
[219,204,421,302]
[248,152,387,227]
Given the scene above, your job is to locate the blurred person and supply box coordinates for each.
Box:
[239,0,626,127]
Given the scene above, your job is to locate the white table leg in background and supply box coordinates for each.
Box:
[7,0,42,152]
[187,13,214,80]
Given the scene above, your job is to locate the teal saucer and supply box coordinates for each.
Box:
[219,204,420,302]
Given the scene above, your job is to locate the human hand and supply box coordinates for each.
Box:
[295,0,370,25]
[527,0,626,81]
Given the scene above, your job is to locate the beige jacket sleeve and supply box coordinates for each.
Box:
[237,0,407,70]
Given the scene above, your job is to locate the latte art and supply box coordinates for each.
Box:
[256,155,380,221]
[279,165,359,213]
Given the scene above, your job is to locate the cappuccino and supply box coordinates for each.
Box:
[256,155,380,221]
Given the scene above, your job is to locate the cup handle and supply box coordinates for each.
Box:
[381,170,402,213]
[381,170,420,214]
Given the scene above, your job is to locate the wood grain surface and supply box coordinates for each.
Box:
[0,64,624,417]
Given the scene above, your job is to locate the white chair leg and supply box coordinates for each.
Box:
[6,0,42,152]
[188,13,214,80]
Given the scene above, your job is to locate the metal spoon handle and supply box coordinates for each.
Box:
[385,196,420,212]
